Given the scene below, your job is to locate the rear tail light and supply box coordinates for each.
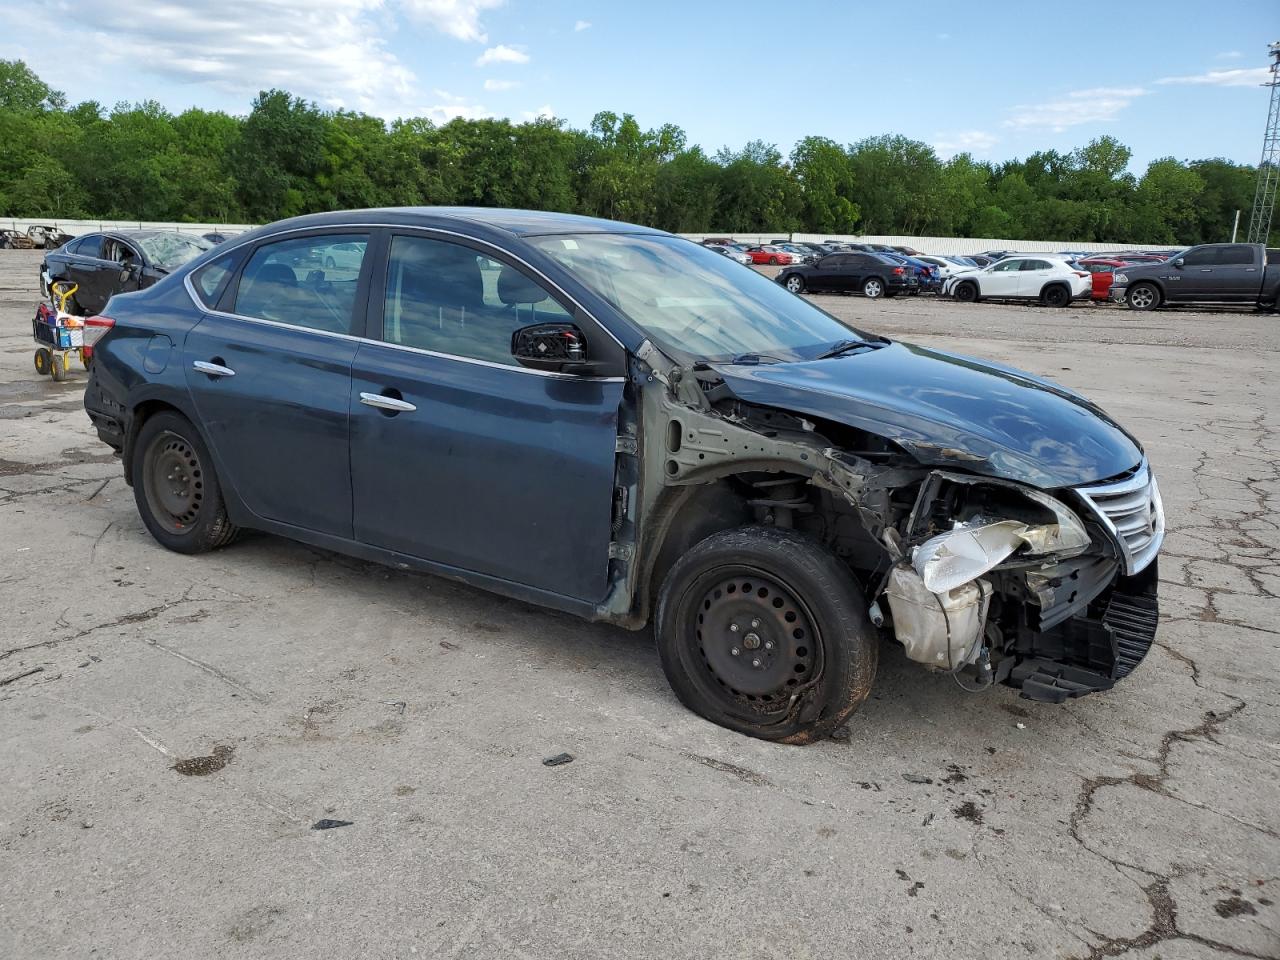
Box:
[82,315,115,347]
[892,267,905,275]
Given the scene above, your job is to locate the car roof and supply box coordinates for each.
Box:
[243,206,666,240]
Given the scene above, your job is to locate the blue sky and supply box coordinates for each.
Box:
[1,0,1275,171]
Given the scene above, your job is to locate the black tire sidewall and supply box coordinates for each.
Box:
[955,282,977,302]
[864,278,883,298]
[655,525,877,743]
[1043,285,1068,307]
[131,411,235,554]
[785,275,805,294]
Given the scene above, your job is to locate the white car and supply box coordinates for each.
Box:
[707,244,753,266]
[942,256,1091,307]
[915,255,976,280]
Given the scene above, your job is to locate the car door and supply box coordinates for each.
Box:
[1017,259,1055,297]
[182,231,375,538]
[60,234,107,311]
[348,231,626,602]
[1170,246,1216,300]
[808,255,842,291]
[837,254,871,292]
[982,258,1024,296]
[1210,244,1259,301]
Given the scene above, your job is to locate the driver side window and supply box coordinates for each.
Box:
[233,234,368,335]
[992,260,1022,272]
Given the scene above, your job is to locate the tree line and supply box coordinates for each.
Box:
[0,59,1267,245]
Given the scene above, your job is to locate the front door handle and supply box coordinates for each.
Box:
[359,392,416,413]
[192,360,236,377]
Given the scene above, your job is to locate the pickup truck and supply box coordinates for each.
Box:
[1112,242,1280,311]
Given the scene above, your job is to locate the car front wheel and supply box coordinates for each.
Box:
[784,274,805,294]
[1126,283,1160,311]
[655,525,878,744]
[953,281,979,303]
[132,411,239,555]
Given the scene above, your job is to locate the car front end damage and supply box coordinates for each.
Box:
[604,340,1163,705]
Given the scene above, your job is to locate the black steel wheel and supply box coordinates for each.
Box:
[132,411,238,554]
[1041,284,1070,308]
[656,526,877,744]
[953,281,978,303]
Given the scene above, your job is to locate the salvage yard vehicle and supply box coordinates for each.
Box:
[0,228,36,249]
[42,230,211,315]
[745,245,793,265]
[1111,242,1280,311]
[943,256,1091,307]
[776,251,918,298]
[26,224,72,249]
[82,208,1163,743]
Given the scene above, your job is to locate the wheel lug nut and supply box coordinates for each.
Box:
[764,641,774,650]
[729,623,740,633]
[751,619,760,628]
[751,658,762,668]
[730,647,740,656]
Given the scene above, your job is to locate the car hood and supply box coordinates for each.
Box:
[711,341,1143,489]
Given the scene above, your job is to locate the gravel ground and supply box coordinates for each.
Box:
[1,250,1277,959]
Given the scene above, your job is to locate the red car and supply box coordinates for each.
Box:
[745,245,794,265]
[1076,258,1132,300]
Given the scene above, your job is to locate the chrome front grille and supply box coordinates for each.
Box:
[1075,464,1164,576]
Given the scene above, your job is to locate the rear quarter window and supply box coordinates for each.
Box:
[191,251,242,309]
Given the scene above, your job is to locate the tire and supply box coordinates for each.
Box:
[1126,283,1160,311]
[768,256,779,265]
[953,281,979,303]
[50,352,67,382]
[655,525,878,744]
[784,274,805,294]
[862,277,885,299]
[33,348,51,376]
[1041,284,1070,308]
[324,256,336,269]
[132,411,238,555]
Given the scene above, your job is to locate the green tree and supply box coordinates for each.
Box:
[789,136,858,233]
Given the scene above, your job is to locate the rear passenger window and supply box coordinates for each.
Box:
[1216,245,1253,265]
[234,234,368,334]
[76,235,102,259]
[192,252,241,309]
[382,235,570,366]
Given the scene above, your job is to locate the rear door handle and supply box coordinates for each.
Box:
[192,360,236,377]
[359,392,416,413]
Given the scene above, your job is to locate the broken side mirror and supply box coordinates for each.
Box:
[512,322,598,373]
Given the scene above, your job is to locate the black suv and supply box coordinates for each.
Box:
[776,252,918,299]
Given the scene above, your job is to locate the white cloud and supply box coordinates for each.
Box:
[419,100,492,123]
[8,0,418,116]
[574,20,591,31]
[1156,67,1271,87]
[1004,86,1147,132]
[483,78,520,91]
[475,43,529,66]
[521,104,554,121]
[398,0,504,43]
[933,130,999,157]
[1216,50,1244,60]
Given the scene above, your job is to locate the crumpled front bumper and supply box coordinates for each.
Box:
[1003,561,1159,703]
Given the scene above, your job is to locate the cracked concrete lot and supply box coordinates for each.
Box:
[1,249,1277,959]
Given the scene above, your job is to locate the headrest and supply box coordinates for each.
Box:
[497,265,548,306]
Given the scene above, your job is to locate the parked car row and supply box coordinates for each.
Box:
[1,225,72,249]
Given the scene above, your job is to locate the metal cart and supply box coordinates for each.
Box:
[32,281,89,382]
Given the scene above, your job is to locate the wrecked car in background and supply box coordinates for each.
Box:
[1,228,37,249]
[42,230,212,314]
[81,208,1164,743]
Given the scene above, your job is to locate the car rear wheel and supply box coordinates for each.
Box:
[953,281,979,303]
[784,274,805,294]
[1126,283,1159,311]
[655,525,877,744]
[768,256,779,265]
[862,278,884,299]
[324,256,336,269]
[133,411,239,555]
[1041,284,1070,308]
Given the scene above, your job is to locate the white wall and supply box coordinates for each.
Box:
[2,217,1170,255]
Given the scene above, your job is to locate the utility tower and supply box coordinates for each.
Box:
[1245,41,1280,244]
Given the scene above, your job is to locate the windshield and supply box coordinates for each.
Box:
[138,233,212,272]
[528,233,876,363]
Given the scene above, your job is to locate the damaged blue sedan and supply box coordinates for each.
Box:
[82,208,1163,743]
